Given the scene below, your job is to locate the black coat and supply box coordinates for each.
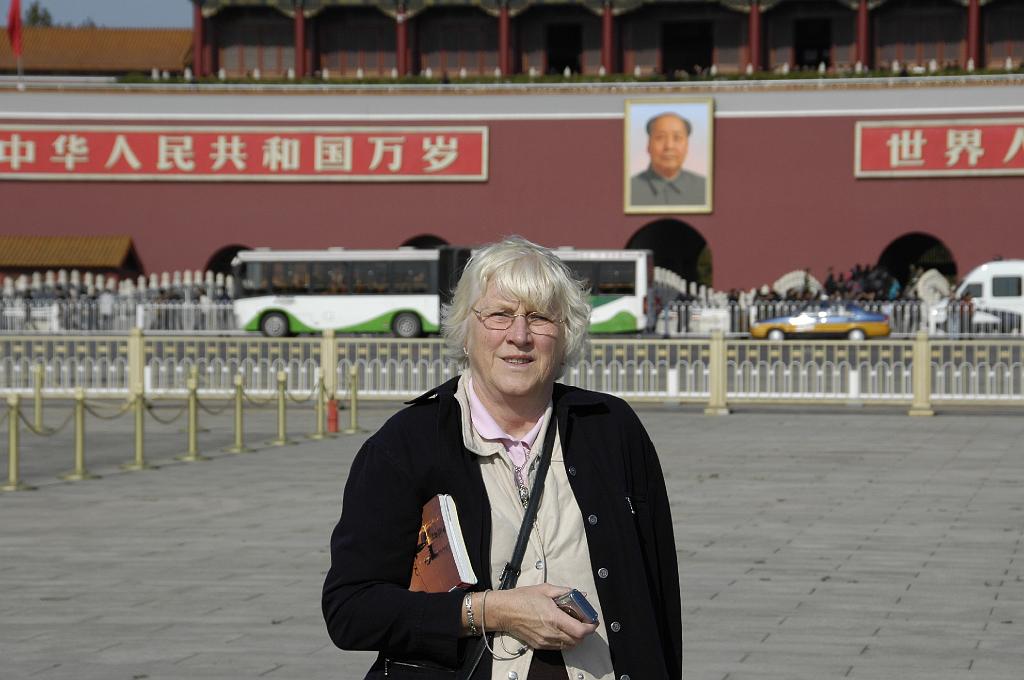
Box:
[322,377,682,679]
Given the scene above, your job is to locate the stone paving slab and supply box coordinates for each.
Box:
[1,400,1023,679]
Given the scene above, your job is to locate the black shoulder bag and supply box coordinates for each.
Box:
[458,418,559,680]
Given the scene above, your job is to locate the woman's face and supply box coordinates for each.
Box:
[467,280,565,406]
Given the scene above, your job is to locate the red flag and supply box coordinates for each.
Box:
[7,0,21,58]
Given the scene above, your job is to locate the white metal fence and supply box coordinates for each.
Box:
[0,301,237,333]
[1,299,1020,339]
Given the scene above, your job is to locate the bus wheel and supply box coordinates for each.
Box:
[392,312,422,338]
[260,312,290,338]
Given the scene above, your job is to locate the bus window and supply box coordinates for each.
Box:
[596,262,635,296]
[390,261,431,294]
[352,261,389,294]
[993,276,1022,297]
[241,262,269,295]
[563,261,596,293]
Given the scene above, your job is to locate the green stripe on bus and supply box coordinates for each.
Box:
[589,311,638,334]
[245,310,437,334]
[590,294,623,308]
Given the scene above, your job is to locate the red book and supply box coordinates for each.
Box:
[410,494,477,593]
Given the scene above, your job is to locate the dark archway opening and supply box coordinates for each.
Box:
[401,234,449,248]
[662,22,713,76]
[626,219,711,287]
[205,244,250,274]
[546,23,582,74]
[794,18,831,68]
[877,232,957,285]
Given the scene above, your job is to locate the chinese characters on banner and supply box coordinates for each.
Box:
[0,125,488,181]
[856,118,1024,178]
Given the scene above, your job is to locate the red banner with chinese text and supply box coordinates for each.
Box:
[856,118,1024,178]
[0,124,488,181]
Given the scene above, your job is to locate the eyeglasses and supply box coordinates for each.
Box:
[473,308,562,336]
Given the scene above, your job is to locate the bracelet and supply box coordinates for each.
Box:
[465,592,479,637]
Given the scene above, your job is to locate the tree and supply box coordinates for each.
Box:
[25,1,53,27]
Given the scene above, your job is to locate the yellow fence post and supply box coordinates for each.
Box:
[309,377,326,440]
[122,328,152,470]
[61,388,98,481]
[33,362,44,432]
[704,331,731,416]
[2,395,35,491]
[909,330,934,416]
[178,367,209,462]
[225,373,252,453]
[343,364,363,434]
[321,329,337,403]
[269,369,292,446]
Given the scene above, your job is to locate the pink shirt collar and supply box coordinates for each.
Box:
[467,376,545,451]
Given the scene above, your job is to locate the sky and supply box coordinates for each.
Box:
[24,0,192,28]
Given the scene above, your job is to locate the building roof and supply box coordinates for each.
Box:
[0,26,191,74]
[0,235,139,269]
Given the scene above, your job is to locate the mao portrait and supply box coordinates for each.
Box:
[624,99,714,214]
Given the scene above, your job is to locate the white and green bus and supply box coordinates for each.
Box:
[232,246,652,337]
[552,247,653,334]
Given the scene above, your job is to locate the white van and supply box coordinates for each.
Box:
[940,260,1024,334]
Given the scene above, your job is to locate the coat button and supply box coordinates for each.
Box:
[587,514,598,525]
[576,675,584,680]
[619,675,630,680]
[535,560,544,570]
[508,673,518,680]
[568,466,577,476]
[610,621,621,632]
[597,567,609,578]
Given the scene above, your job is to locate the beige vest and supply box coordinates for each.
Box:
[455,375,614,680]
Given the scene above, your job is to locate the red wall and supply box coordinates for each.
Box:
[1,113,1020,291]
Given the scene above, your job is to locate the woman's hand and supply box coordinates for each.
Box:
[481,584,599,651]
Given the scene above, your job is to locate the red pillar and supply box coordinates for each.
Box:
[499,3,510,75]
[192,1,204,78]
[396,8,408,76]
[601,2,614,74]
[748,0,761,71]
[855,0,869,68]
[967,0,981,69]
[294,5,306,77]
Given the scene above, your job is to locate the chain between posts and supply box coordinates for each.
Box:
[17,404,75,436]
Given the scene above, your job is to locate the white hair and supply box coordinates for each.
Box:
[442,236,591,375]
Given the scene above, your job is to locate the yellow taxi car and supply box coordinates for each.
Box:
[750,301,891,341]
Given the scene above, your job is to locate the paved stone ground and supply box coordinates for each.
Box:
[1,399,1023,679]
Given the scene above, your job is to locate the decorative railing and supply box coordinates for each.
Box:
[1,330,1022,412]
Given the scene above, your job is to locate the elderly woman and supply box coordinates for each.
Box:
[322,237,681,680]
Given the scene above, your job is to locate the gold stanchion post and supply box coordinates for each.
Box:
[61,388,99,481]
[343,364,364,434]
[122,392,153,471]
[2,395,35,491]
[269,369,293,446]
[225,373,253,453]
[178,367,209,462]
[33,363,43,432]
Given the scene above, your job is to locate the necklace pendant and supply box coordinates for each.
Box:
[518,486,529,507]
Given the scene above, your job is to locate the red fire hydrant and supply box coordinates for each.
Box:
[326,398,339,434]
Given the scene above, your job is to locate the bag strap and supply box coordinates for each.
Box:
[459,414,559,680]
